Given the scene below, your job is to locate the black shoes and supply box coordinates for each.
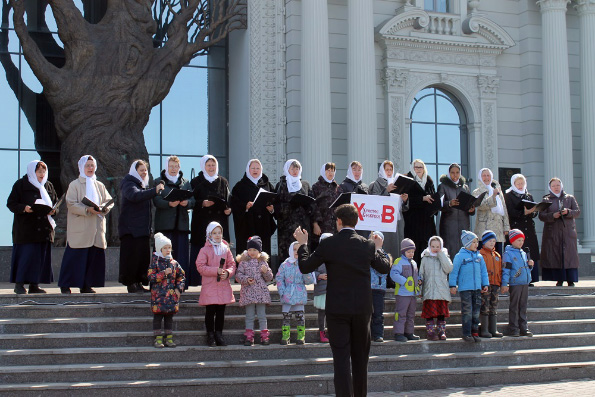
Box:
[28,284,46,294]
[61,287,72,294]
[14,283,26,294]
[206,332,217,347]
[80,287,96,293]
[136,283,149,292]
[214,331,227,346]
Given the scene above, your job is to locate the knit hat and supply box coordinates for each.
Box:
[246,236,262,252]
[371,231,385,241]
[508,229,525,244]
[155,232,172,253]
[481,230,497,245]
[461,230,478,249]
[401,238,415,254]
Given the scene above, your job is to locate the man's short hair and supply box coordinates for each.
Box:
[335,204,359,227]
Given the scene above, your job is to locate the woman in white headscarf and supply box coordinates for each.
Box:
[230,158,277,254]
[338,160,369,195]
[504,173,541,284]
[58,155,114,294]
[311,162,339,237]
[7,160,58,294]
[190,155,232,284]
[119,159,164,293]
[472,167,510,256]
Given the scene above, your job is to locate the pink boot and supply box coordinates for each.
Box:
[260,329,270,345]
[319,330,329,343]
[244,329,254,346]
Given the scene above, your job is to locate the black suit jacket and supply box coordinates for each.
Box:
[298,229,390,315]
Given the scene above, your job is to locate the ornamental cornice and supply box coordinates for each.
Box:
[575,0,595,14]
[537,0,571,12]
[461,14,516,48]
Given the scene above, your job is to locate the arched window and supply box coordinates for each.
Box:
[410,87,468,185]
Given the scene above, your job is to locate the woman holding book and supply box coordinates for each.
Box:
[190,155,231,281]
[7,160,58,294]
[504,173,540,284]
[153,155,196,287]
[58,155,114,294]
[231,158,276,255]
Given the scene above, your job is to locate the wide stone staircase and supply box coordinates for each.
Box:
[1,286,595,396]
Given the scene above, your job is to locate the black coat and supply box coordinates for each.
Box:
[504,190,540,260]
[311,176,339,234]
[190,172,230,246]
[298,229,390,314]
[153,170,195,233]
[403,172,437,264]
[338,178,369,195]
[230,173,277,254]
[7,176,58,244]
[118,174,158,238]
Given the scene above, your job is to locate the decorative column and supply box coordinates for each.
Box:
[576,0,595,249]
[347,0,377,173]
[301,0,332,183]
[537,0,574,194]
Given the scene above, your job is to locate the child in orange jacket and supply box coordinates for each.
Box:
[479,230,503,338]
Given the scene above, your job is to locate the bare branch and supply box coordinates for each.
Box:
[49,0,90,43]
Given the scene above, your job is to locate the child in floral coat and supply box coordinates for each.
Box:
[236,236,274,346]
[276,241,314,345]
[148,233,186,348]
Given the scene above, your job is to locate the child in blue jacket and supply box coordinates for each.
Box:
[501,229,534,337]
[390,238,420,342]
[450,230,489,342]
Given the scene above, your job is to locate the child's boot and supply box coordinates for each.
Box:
[319,330,329,343]
[280,325,290,345]
[296,325,306,345]
[244,329,255,346]
[214,331,227,346]
[404,333,420,341]
[488,315,503,338]
[153,335,164,348]
[471,329,481,343]
[425,320,438,341]
[260,329,270,345]
[164,334,177,348]
[480,314,492,338]
[394,333,408,342]
[437,320,447,340]
[206,332,217,347]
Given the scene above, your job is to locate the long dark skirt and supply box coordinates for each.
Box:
[10,242,53,284]
[119,235,150,286]
[542,267,578,283]
[58,245,106,288]
[189,244,203,287]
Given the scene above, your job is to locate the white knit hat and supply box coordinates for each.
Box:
[154,232,172,253]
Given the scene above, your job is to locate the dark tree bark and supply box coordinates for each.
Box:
[8,0,246,245]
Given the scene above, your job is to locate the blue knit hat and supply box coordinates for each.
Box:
[371,231,385,241]
[461,230,478,249]
[481,230,497,245]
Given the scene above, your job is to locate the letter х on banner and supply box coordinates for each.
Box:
[353,202,365,221]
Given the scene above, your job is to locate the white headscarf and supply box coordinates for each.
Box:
[283,159,303,193]
[287,241,299,264]
[549,179,564,198]
[78,155,100,206]
[200,155,219,183]
[26,160,56,229]
[478,168,505,217]
[347,162,363,183]
[206,221,228,256]
[411,159,428,189]
[163,157,180,184]
[506,173,527,195]
[246,159,262,185]
[320,163,335,183]
[427,235,447,257]
[129,160,149,188]
[378,161,396,184]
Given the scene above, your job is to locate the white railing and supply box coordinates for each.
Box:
[424,12,460,36]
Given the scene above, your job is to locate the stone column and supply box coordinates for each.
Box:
[301,0,332,183]
[537,0,574,194]
[576,0,595,249]
[347,0,378,173]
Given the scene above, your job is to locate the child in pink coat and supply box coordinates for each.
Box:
[196,221,236,347]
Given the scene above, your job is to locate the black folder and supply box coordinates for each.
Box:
[252,189,278,209]
[290,193,315,207]
[452,191,487,212]
[82,197,115,213]
[207,195,228,210]
[329,193,352,209]
[521,199,552,212]
[427,193,445,216]
[162,188,194,202]
[31,194,65,214]
[393,175,417,195]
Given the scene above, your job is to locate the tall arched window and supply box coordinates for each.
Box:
[410,87,468,185]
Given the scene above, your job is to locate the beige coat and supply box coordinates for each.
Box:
[472,180,510,242]
[66,177,114,249]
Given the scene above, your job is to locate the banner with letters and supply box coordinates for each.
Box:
[350,193,403,233]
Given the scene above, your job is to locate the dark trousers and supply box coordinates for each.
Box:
[326,312,371,397]
[459,290,481,336]
[119,235,150,286]
[480,285,500,315]
[371,289,385,339]
[153,313,174,335]
[205,304,226,332]
[508,284,529,333]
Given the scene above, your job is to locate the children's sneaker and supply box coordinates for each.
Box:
[394,334,408,342]
[164,334,177,348]
[296,325,306,345]
[260,329,270,345]
[319,330,329,343]
[404,333,420,341]
[244,329,255,346]
[280,325,290,345]
[154,335,165,348]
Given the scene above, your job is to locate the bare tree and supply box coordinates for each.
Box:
[8,0,246,244]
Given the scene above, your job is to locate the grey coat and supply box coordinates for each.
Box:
[313,264,327,296]
[419,248,453,302]
[437,175,475,257]
[153,170,195,233]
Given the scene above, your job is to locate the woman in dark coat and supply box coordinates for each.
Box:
[190,155,231,283]
[337,160,369,195]
[119,160,164,293]
[504,173,540,284]
[231,159,276,255]
[404,159,437,264]
[539,177,581,286]
[274,159,316,272]
[311,162,339,235]
[437,163,475,257]
[7,160,58,294]
[153,156,196,287]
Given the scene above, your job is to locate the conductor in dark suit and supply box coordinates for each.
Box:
[294,204,390,397]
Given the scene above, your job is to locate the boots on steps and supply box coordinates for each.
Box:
[164,334,176,348]
[206,332,217,347]
[480,314,492,338]
[296,325,306,345]
[280,325,290,345]
[153,335,164,348]
[28,284,46,294]
[14,283,26,294]
[437,320,447,340]
[214,331,226,346]
[488,314,503,337]
[319,330,329,343]
[260,329,270,345]
[426,320,438,341]
[244,329,255,346]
